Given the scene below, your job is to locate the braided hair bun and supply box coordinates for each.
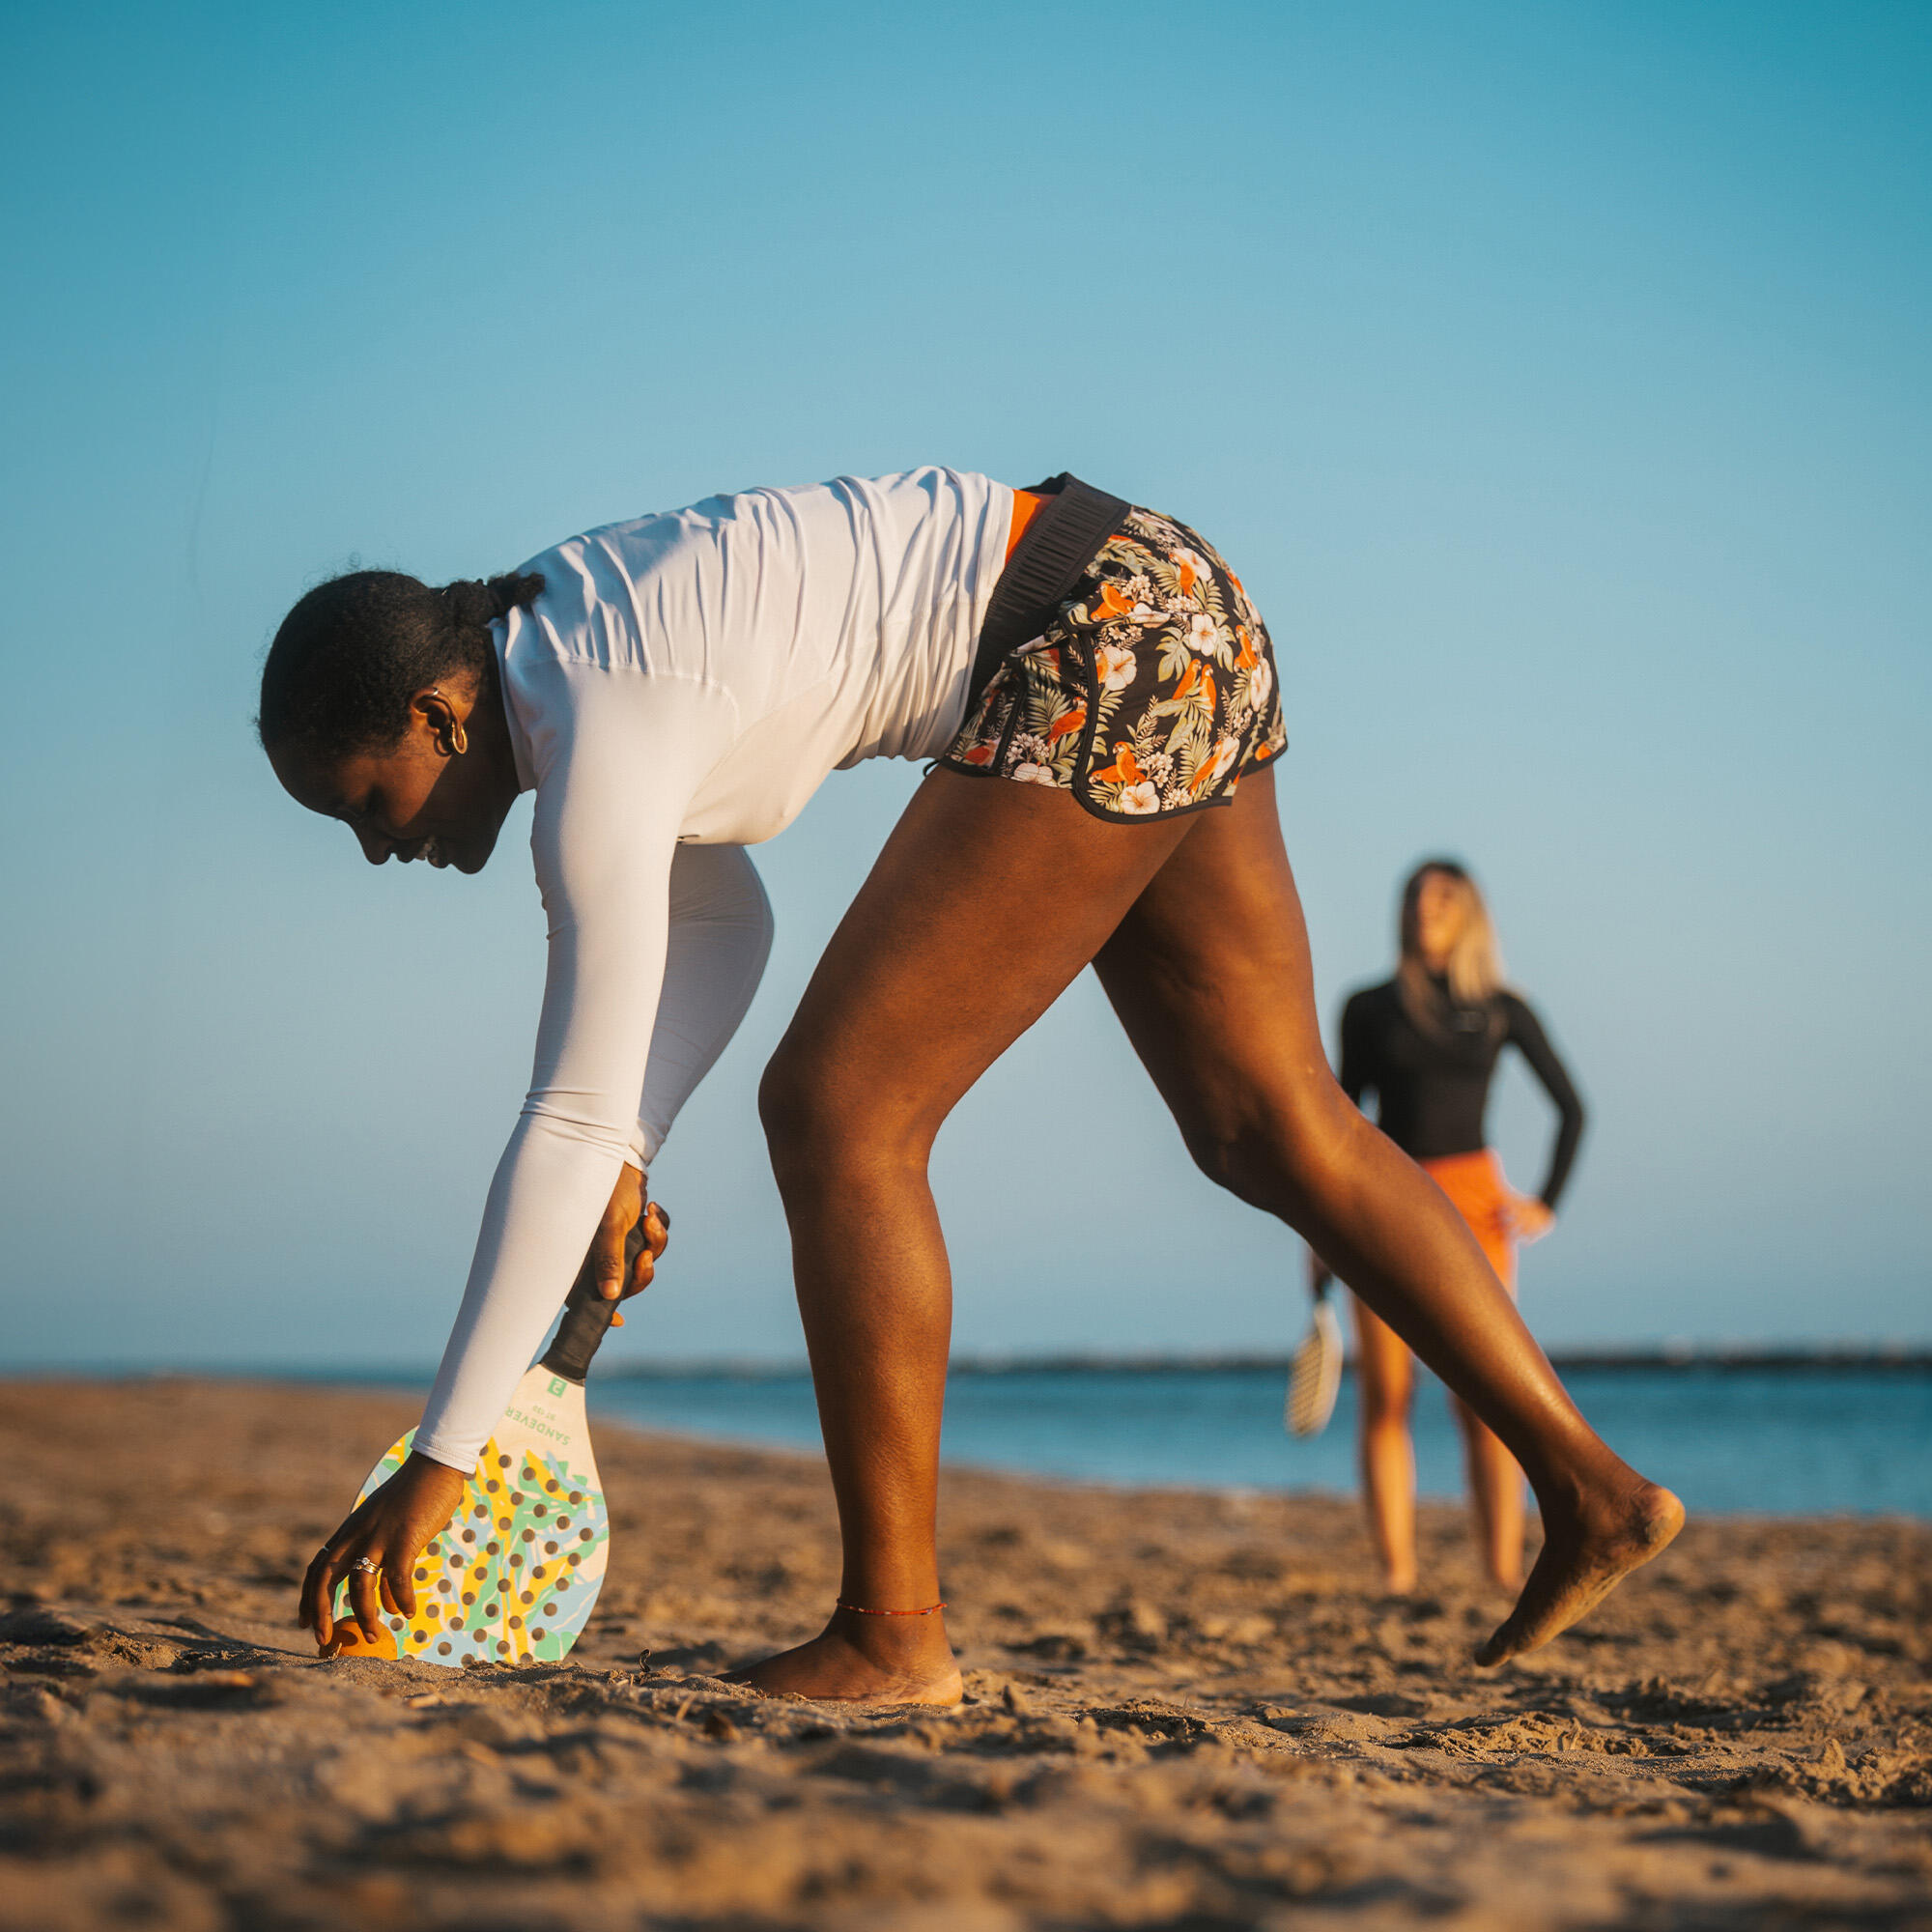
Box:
[258,567,545,758]
[440,576,533,633]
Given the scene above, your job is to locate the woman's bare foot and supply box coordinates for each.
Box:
[1476,1477,1684,1666]
[723,1612,964,1707]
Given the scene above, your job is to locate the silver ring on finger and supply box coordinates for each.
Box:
[352,1557,381,1576]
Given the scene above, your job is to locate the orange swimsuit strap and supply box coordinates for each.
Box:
[1005,488,1046,562]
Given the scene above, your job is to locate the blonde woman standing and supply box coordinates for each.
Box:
[1312,860,1586,1595]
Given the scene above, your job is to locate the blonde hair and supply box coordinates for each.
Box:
[1398,859,1507,1012]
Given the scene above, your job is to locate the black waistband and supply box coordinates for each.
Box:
[967,472,1132,718]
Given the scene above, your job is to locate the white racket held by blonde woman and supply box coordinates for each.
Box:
[1286,1283,1345,1438]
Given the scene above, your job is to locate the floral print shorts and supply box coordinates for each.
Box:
[938,506,1287,820]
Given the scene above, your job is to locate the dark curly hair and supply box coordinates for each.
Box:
[257,568,545,758]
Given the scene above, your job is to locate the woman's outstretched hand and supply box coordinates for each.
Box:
[576,1162,671,1327]
[299,1451,468,1649]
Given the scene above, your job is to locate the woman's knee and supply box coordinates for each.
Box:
[757,1039,838,1186]
[1361,1374,1414,1430]
[1176,1073,1361,1225]
[1353,1302,1415,1425]
[758,1037,923,1193]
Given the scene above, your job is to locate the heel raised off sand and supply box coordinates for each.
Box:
[1476,1480,1685,1667]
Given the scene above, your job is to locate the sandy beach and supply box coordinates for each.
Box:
[2,1378,1927,1931]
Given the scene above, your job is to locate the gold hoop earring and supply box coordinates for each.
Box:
[429,690,468,757]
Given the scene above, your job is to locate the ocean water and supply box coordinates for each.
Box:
[590,1364,1932,1518]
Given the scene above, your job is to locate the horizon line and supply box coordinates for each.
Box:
[5,1339,1929,1384]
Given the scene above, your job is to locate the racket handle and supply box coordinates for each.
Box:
[541,1206,668,1385]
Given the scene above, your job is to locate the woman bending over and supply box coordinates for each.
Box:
[262,468,1679,1704]
[1313,860,1586,1593]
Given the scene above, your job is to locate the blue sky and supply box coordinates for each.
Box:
[2,0,1926,1371]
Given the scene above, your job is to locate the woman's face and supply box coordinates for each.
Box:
[1413,870,1467,967]
[269,682,517,874]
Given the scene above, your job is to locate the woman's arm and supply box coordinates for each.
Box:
[626,842,775,1170]
[1336,989,1376,1111]
[1501,993,1586,1209]
[298,664,749,1644]
[412,667,743,1473]
[565,846,773,1330]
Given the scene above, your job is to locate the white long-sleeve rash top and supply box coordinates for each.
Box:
[411,468,1014,1471]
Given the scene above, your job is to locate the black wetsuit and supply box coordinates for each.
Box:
[1337,979,1586,1208]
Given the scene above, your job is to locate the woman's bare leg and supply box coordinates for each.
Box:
[736,772,1196,1703]
[1351,1297,1420,1592]
[1454,1395,1526,1590]
[1092,770,1681,1664]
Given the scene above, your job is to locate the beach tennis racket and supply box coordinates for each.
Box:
[1285,1286,1344,1438]
[333,1210,659,1667]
